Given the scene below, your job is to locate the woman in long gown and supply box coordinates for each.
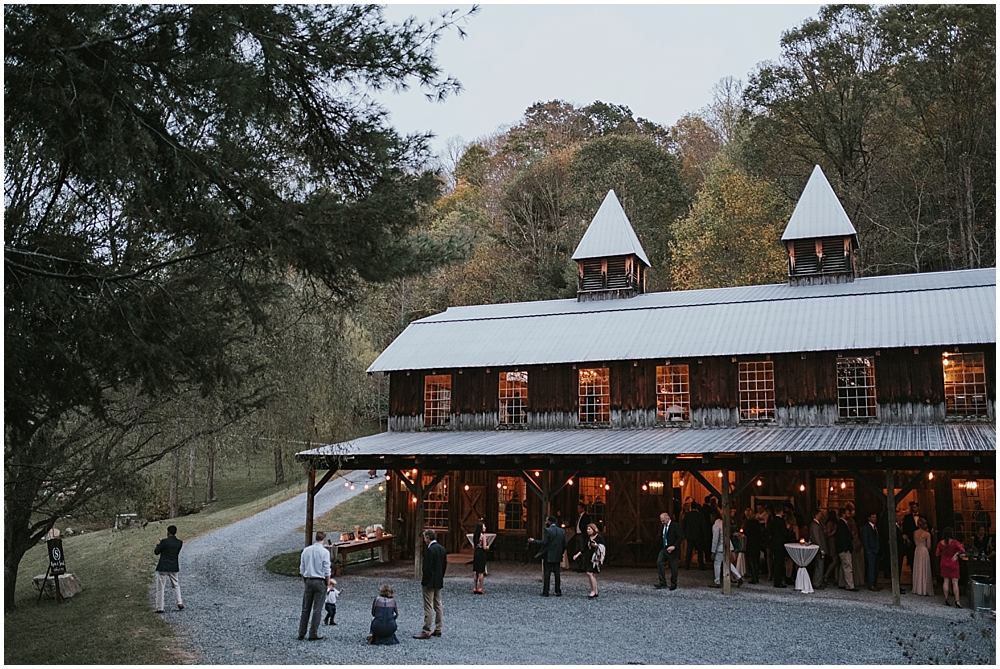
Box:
[910,518,934,596]
[936,527,966,608]
[368,584,399,645]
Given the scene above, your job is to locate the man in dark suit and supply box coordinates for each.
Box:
[682,502,708,570]
[530,515,566,596]
[901,501,920,570]
[655,511,684,590]
[572,503,592,571]
[153,525,184,613]
[769,506,789,588]
[413,529,447,639]
[835,507,858,591]
[860,511,881,591]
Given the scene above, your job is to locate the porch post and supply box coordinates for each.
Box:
[414,473,425,580]
[305,467,316,547]
[722,468,731,595]
[886,467,901,607]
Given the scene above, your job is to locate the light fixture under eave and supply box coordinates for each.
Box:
[841,482,847,489]
[464,484,470,491]
[567,479,574,486]
[799,484,806,492]
[385,473,391,480]
[534,471,540,477]
[928,471,935,480]
[411,496,418,504]
[378,484,384,492]
[756,479,763,487]
[605,484,610,490]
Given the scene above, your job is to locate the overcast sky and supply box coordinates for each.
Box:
[377,2,823,159]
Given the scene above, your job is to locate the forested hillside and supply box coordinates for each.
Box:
[5,4,993,607]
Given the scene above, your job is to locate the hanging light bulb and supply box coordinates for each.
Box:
[756,479,763,487]
[412,496,418,504]
[364,483,369,490]
[464,484,470,491]
[567,478,574,485]
[385,473,391,480]
[718,471,724,478]
[642,484,648,492]
[496,482,503,489]
[928,471,934,480]
[349,483,355,490]
[840,482,847,490]
[378,483,384,492]
[605,483,610,490]
[799,484,806,492]
[344,481,350,488]
[534,471,540,477]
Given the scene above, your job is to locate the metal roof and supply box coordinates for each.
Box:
[781,165,858,241]
[571,190,651,266]
[367,268,996,372]
[297,424,996,459]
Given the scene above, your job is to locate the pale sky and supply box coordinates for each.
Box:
[378,2,823,160]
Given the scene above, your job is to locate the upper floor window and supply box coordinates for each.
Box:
[499,371,528,425]
[656,365,690,422]
[424,374,452,426]
[579,367,610,423]
[837,357,877,419]
[943,352,988,416]
[739,361,774,421]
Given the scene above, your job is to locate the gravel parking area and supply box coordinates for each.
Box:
[165,473,995,665]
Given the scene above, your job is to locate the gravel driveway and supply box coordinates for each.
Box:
[166,473,995,665]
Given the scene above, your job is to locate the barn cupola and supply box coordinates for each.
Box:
[572,190,650,301]
[781,165,859,287]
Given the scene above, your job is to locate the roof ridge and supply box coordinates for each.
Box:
[416,276,996,326]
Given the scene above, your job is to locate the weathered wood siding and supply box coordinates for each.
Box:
[385,345,996,430]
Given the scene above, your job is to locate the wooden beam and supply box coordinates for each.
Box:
[850,470,884,499]
[886,468,901,607]
[722,468,732,595]
[687,469,722,501]
[732,471,764,498]
[895,469,931,501]
[315,466,338,494]
[305,467,316,548]
[520,470,545,502]
[549,471,580,499]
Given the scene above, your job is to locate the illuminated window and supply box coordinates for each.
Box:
[423,375,452,426]
[816,478,855,512]
[943,352,988,416]
[499,371,528,425]
[579,368,610,423]
[739,361,775,421]
[578,477,607,525]
[837,357,877,419]
[422,475,449,528]
[656,365,690,422]
[497,476,526,530]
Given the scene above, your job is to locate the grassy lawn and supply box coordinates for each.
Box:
[3,456,329,665]
[266,486,387,577]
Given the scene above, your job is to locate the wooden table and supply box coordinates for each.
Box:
[326,535,393,575]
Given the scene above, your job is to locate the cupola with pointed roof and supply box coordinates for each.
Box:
[781,165,859,286]
[572,190,650,301]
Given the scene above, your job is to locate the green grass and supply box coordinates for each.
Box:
[264,487,387,578]
[4,463,316,665]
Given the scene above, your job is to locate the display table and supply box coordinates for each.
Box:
[784,542,820,594]
[326,534,393,575]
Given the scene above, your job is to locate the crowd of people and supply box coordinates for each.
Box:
[284,497,995,644]
[669,495,995,606]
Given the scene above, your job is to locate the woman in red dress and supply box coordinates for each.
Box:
[935,527,966,607]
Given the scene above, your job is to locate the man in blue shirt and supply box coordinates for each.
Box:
[298,531,331,641]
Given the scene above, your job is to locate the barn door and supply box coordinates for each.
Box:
[461,485,486,537]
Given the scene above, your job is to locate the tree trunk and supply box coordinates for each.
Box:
[186,443,196,488]
[205,440,216,503]
[274,444,285,485]
[169,448,180,518]
[4,503,36,612]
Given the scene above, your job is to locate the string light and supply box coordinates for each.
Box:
[642,484,648,491]
[840,482,847,490]
[411,496,418,504]
[604,483,610,490]
[799,484,806,492]
[756,479,763,487]
[928,472,934,480]
[534,471,540,477]
[385,473,391,480]
[464,484,470,491]
[378,484,384,492]
[567,479,574,485]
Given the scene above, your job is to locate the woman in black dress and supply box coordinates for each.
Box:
[367,584,399,645]
[573,523,605,598]
[472,519,488,594]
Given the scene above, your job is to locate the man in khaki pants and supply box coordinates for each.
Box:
[413,529,447,639]
[835,508,859,591]
[154,525,184,612]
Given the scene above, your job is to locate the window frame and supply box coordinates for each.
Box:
[656,364,690,422]
[836,356,878,420]
[943,352,989,417]
[498,371,528,426]
[738,360,775,422]
[578,367,611,424]
[423,374,452,427]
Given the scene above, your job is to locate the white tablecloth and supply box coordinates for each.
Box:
[466,532,497,548]
[784,542,820,594]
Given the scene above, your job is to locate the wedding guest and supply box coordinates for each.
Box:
[936,527,965,607]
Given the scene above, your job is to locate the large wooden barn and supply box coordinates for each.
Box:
[298,166,995,597]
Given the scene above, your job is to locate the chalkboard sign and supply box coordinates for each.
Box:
[48,538,66,576]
